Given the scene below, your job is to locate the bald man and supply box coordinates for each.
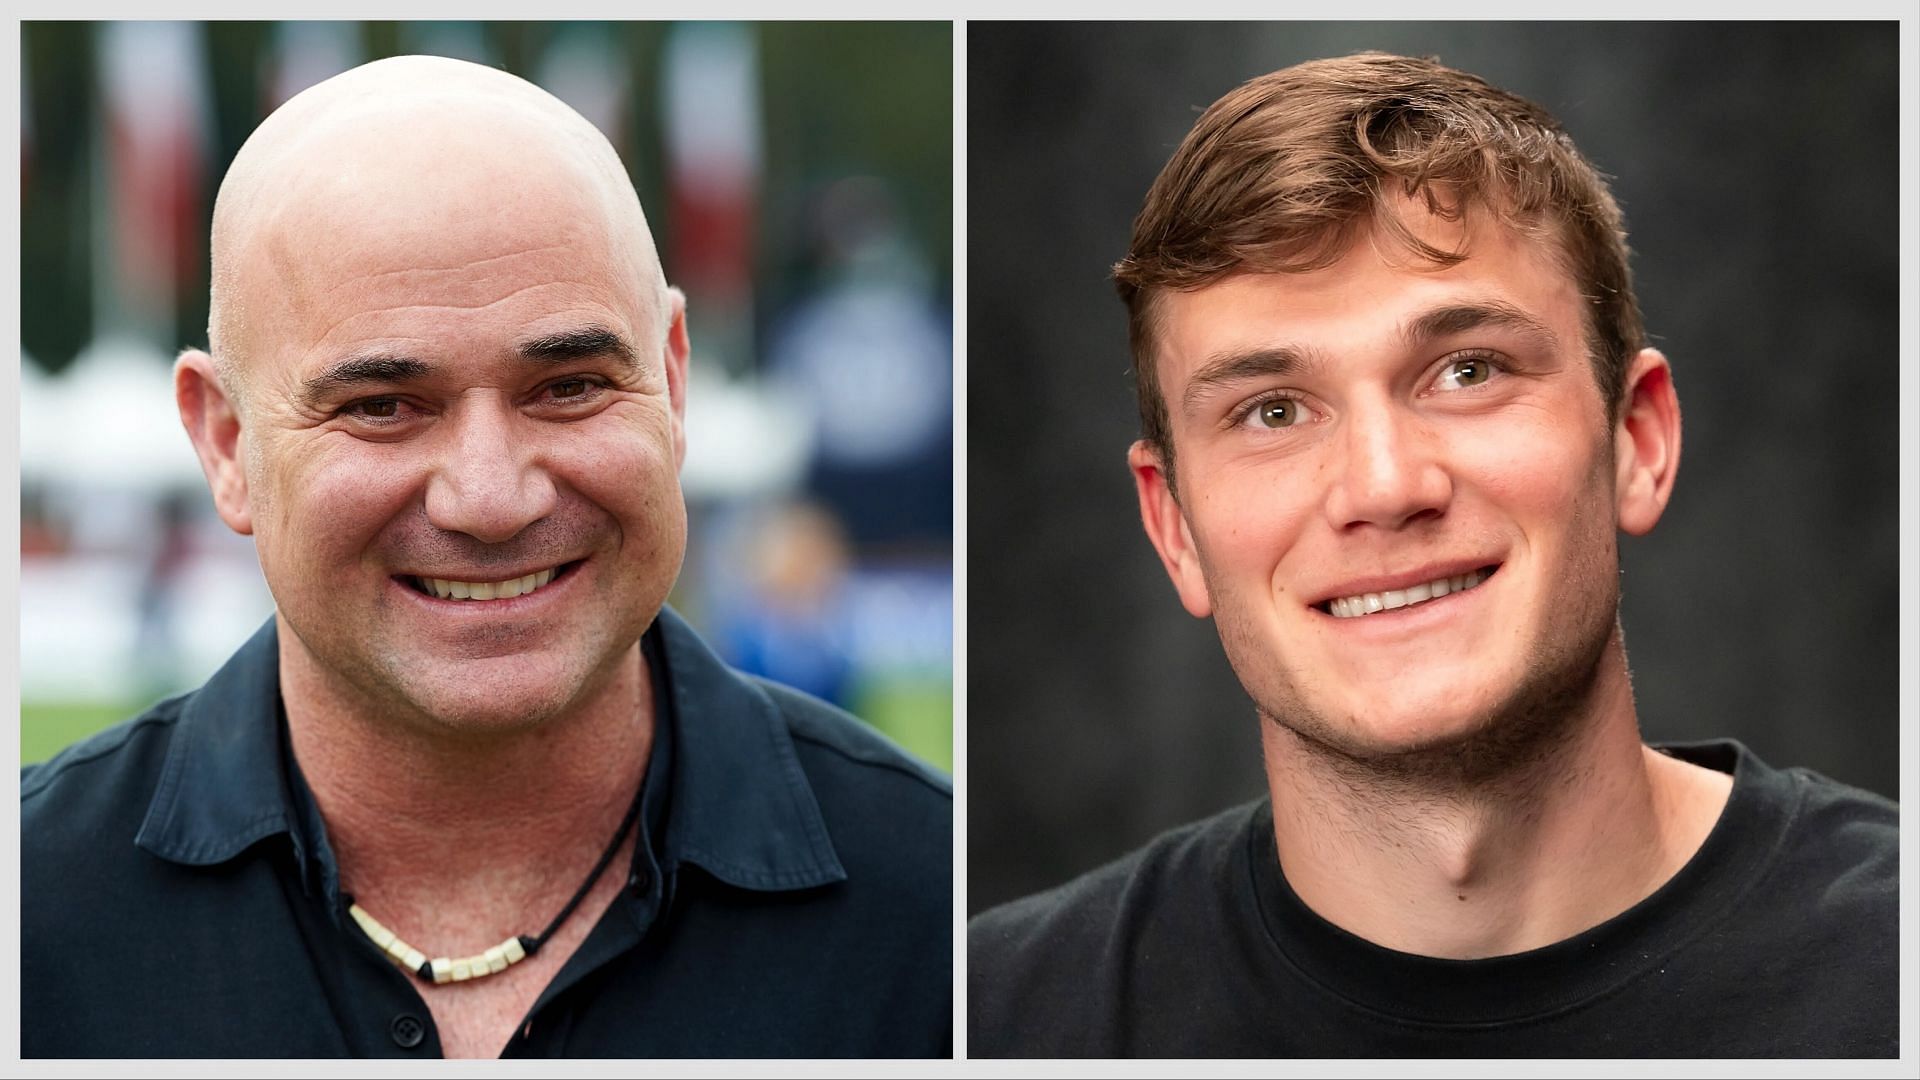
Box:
[22,56,951,1059]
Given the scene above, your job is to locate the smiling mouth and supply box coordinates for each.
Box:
[404,560,581,601]
[1317,564,1500,619]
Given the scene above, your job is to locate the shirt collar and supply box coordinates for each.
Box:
[135,608,846,893]
[650,606,846,890]
[134,618,293,867]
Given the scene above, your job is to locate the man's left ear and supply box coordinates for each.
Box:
[662,286,690,469]
[1614,347,1681,536]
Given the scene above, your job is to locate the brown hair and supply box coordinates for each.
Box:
[1115,52,1645,485]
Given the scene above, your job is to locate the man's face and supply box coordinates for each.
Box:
[1132,207,1669,761]
[214,117,687,735]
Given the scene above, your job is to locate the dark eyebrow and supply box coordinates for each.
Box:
[516,326,638,370]
[1182,345,1325,415]
[300,354,432,406]
[1399,301,1560,353]
[297,327,641,410]
[1178,301,1561,417]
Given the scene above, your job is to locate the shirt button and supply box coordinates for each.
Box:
[629,865,651,892]
[390,1013,427,1049]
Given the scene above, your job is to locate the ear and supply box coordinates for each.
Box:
[1614,347,1681,536]
[175,349,254,535]
[1128,440,1213,618]
[661,286,690,469]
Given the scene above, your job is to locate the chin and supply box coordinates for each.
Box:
[411,687,579,737]
[1325,702,1499,758]
[1272,654,1606,788]
[392,612,648,714]
[387,656,598,736]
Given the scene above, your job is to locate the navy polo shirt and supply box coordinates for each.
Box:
[22,608,951,1058]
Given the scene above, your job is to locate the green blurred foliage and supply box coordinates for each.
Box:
[853,676,954,775]
[20,701,147,765]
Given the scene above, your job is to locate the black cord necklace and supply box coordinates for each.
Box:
[347,778,646,985]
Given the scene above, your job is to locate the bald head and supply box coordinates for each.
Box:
[208,56,668,401]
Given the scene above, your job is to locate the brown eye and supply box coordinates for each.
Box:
[1257,399,1302,428]
[549,379,591,400]
[355,399,400,418]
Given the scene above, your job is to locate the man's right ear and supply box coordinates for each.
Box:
[175,349,253,536]
[1128,440,1212,619]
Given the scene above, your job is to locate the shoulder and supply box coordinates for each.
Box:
[1654,742,1899,1055]
[21,697,188,967]
[1779,761,1897,841]
[728,676,952,1055]
[970,799,1252,959]
[1696,750,1900,1053]
[754,674,951,805]
[22,696,185,852]
[751,675,952,870]
[968,801,1259,1056]
[1688,739,1901,898]
[1763,760,1897,912]
[656,605,950,813]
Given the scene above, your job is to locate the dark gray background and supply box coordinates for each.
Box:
[967,22,1902,915]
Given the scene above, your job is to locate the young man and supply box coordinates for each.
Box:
[968,52,1897,1058]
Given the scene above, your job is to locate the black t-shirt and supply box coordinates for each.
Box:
[969,741,1898,1058]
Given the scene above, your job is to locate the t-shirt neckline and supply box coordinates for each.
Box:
[1244,740,1797,1027]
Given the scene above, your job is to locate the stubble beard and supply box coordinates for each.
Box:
[1219,542,1624,805]
[1256,603,1619,804]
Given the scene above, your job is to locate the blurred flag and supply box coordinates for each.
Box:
[96,21,213,345]
[662,21,761,373]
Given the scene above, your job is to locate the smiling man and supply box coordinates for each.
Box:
[22,56,950,1059]
[967,53,1897,1057]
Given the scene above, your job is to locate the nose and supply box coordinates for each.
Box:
[423,401,557,544]
[1322,396,1452,531]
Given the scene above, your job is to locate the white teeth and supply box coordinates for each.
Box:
[419,567,562,602]
[1327,568,1489,619]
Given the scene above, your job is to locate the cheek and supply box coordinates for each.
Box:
[1456,408,1605,520]
[257,436,424,562]
[552,412,686,529]
[566,408,672,472]
[1453,413,1618,607]
[1191,457,1319,584]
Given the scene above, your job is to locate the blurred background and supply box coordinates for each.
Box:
[968,22,1902,913]
[19,20,953,772]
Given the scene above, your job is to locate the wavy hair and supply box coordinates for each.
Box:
[1115,53,1645,484]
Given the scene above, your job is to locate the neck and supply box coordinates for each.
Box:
[280,621,655,902]
[1262,639,1730,960]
